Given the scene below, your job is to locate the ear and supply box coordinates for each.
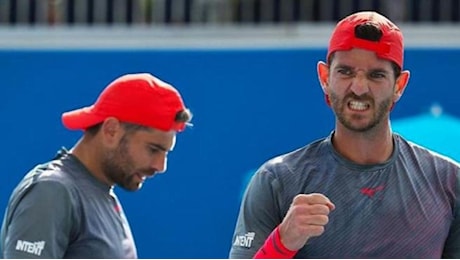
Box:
[317,61,329,92]
[317,61,332,106]
[100,117,124,148]
[393,70,410,102]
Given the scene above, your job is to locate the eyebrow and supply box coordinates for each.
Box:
[335,64,390,74]
[148,143,169,152]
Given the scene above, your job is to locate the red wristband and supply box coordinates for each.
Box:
[253,226,298,259]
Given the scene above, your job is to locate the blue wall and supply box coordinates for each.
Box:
[1,48,459,258]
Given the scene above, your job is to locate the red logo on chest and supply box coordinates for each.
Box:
[360,185,385,197]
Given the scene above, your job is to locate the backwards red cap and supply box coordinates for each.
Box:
[327,11,404,68]
[62,73,188,132]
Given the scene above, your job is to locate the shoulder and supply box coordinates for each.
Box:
[261,136,330,177]
[10,159,81,205]
[248,137,331,194]
[395,134,460,192]
[395,134,460,168]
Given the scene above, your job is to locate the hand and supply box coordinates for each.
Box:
[278,193,335,251]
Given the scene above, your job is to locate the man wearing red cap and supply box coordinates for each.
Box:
[0,73,192,258]
[229,11,460,258]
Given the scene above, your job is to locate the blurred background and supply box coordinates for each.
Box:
[1,0,459,25]
[1,0,460,258]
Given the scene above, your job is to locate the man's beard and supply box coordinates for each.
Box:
[330,92,392,132]
[101,134,142,191]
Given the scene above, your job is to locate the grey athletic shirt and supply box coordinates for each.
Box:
[229,132,460,258]
[0,149,137,258]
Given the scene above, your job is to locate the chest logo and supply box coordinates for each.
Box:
[360,185,385,198]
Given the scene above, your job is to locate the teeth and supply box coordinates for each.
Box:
[349,101,368,111]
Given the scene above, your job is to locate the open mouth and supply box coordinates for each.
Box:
[348,100,369,111]
[135,172,146,182]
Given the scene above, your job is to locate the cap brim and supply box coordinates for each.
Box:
[61,106,104,130]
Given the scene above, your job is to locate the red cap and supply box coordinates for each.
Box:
[327,11,404,68]
[62,73,188,132]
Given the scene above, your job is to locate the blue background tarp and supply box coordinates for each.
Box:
[1,48,459,258]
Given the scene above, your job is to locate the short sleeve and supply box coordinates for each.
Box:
[442,168,460,258]
[229,166,283,259]
[2,181,75,258]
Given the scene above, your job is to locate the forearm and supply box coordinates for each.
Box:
[253,226,298,259]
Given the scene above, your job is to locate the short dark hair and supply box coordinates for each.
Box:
[328,23,401,79]
[175,108,193,125]
[85,123,102,136]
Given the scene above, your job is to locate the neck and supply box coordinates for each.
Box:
[70,136,113,186]
[332,123,394,165]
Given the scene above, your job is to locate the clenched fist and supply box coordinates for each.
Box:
[278,193,335,251]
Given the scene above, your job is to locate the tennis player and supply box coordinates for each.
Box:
[1,73,192,258]
[229,11,460,258]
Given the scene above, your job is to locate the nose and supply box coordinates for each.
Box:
[350,72,369,96]
[150,154,167,175]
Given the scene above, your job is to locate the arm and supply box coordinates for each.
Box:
[1,181,75,258]
[253,194,334,259]
[442,168,460,258]
[253,225,297,259]
[229,167,283,259]
[229,166,334,259]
